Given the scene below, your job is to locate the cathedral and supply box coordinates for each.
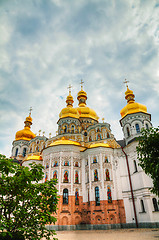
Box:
[11,82,159,230]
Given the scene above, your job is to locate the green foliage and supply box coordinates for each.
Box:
[0,154,58,240]
[136,127,159,197]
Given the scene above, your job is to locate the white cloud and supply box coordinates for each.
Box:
[0,0,159,157]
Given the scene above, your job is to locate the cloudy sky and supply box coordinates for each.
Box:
[0,0,159,157]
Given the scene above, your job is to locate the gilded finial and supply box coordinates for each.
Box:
[67,84,72,95]
[102,118,105,123]
[56,130,58,136]
[39,130,41,136]
[42,131,45,136]
[49,133,51,138]
[29,107,32,116]
[80,79,84,90]
[123,79,129,88]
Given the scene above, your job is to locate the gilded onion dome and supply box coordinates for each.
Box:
[59,86,79,119]
[120,86,147,118]
[75,82,99,121]
[15,113,36,141]
[48,137,81,147]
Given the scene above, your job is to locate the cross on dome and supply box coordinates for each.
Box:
[67,84,72,95]
[80,79,84,90]
[29,107,32,116]
[123,79,129,88]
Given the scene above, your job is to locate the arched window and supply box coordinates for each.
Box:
[146,123,149,130]
[135,123,140,133]
[107,132,110,138]
[140,199,145,212]
[63,189,68,204]
[15,148,18,157]
[152,198,159,211]
[23,148,27,157]
[95,186,100,206]
[84,131,87,136]
[71,125,75,133]
[134,160,138,172]
[64,125,67,133]
[127,127,130,137]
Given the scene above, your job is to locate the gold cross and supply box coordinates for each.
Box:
[80,79,84,90]
[67,84,72,95]
[123,79,129,87]
[102,118,105,123]
[29,107,32,116]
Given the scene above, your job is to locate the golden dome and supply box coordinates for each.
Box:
[75,106,99,121]
[120,87,147,118]
[15,114,36,141]
[23,155,42,162]
[89,143,111,148]
[59,87,80,119]
[48,137,81,147]
[76,84,99,121]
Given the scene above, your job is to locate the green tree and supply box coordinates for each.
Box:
[136,127,159,197]
[0,154,58,240]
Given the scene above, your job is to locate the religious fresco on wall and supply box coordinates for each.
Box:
[75,188,79,205]
[93,156,97,163]
[75,161,79,167]
[46,164,49,169]
[106,169,110,181]
[107,185,112,203]
[63,170,69,183]
[97,133,101,140]
[53,170,57,179]
[105,156,108,163]
[64,161,69,166]
[45,172,48,182]
[75,170,79,183]
[94,169,98,181]
[54,161,58,167]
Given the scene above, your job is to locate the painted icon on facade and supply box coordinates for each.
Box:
[53,170,57,179]
[97,134,101,140]
[75,171,79,183]
[46,164,49,169]
[94,169,98,181]
[64,161,69,166]
[106,169,110,181]
[75,161,79,167]
[63,170,69,183]
[107,185,112,203]
[54,161,58,167]
[93,156,97,163]
[105,156,108,163]
[75,188,79,205]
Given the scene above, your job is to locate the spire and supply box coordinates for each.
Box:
[123,80,135,104]
[77,80,87,107]
[80,79,84,90]
[66,84,74,107]
[24,108,33,129]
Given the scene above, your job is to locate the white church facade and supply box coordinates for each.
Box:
[11,83,159,230]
